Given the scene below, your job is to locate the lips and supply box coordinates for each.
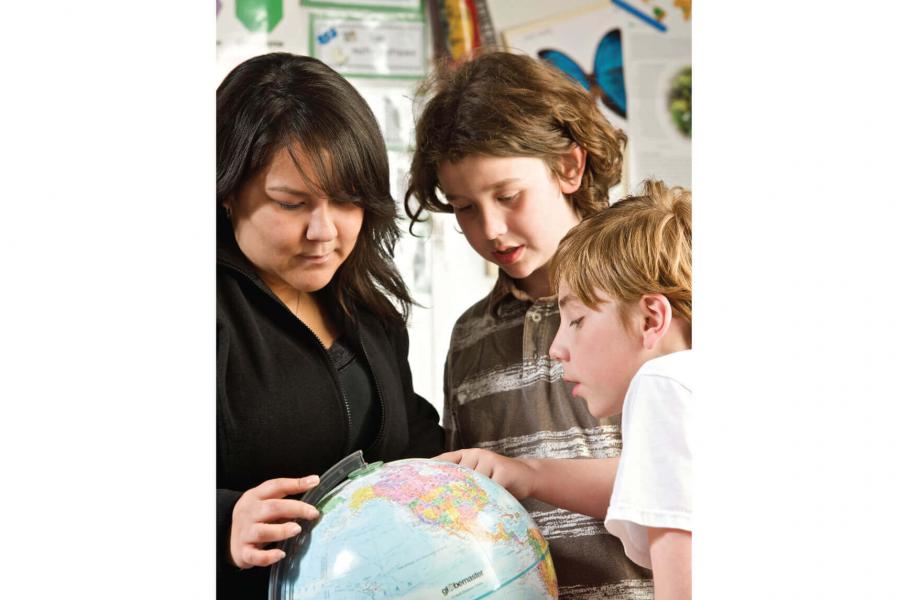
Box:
[491,245,524,265]
[298,251,333,265]
[562,376,582,397]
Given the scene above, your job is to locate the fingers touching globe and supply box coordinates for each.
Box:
[433,449,535,500]
[229,475,322,569]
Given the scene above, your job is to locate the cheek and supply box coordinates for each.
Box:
[508,203,552,246]
[262,216,303,251]
[235,212,292,255]
[456,217,484,245]
[539,194,579,239]
[337,208,364,249]
[571,341,592,373]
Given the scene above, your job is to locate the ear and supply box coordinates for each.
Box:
[221,196,235,219]
[637,294,673,350]
[558,144,587,195]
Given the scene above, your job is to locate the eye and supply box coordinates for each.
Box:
[569,316,584,329]
[497,192,520,202]
[275,201,305,210]
[333,193,363,206]
[453,204,473,213]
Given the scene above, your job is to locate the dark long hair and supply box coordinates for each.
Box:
[405,50,627,229]
[217,52,412,324]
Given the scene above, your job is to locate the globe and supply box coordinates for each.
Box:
[269,457,558,599]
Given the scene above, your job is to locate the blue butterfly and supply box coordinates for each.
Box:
[538,29,627,119]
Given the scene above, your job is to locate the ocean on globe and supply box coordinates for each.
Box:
[269,458,558,599]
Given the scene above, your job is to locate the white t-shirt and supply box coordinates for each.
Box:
[604,350,692,569]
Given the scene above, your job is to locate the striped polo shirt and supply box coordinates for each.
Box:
[443,273,654,600]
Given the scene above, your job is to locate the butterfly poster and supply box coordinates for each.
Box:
[502,5,629,134]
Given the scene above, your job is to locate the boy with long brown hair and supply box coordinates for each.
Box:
[406,51,653,598]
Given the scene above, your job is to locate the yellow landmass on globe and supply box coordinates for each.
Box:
[348,486,376,510]
[527,528,557,598]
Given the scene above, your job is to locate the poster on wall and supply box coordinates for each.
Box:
[216,0,310,82]
[310,12,427,78]
[501,0,691,194]
[619,0,691,190]
[502,6,628,136]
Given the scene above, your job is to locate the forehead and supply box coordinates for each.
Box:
[437,155,551,192]
[558,279,615,310]
[265,146,310,179]
[263,145,329,191]
[557,280,581,309]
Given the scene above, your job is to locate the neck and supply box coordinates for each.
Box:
[261,274,337,346]
[259,274,306,312]
[650,318,692,359]
[515,264,552,300]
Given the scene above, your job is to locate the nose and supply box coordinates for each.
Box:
[549,327,569,362]
[480,204,508,241]
[306,203,337,242]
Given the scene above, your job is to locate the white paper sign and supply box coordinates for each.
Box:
[302,0,421,10]
[311,14,426,78]
[358,86,417,151]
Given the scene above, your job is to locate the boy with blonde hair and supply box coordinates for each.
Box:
[442,181,692,599]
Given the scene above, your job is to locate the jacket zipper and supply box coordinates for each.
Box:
[302,321,354,457]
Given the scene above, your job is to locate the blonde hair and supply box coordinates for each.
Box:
[550,180,692,325]
[404,50,627,228]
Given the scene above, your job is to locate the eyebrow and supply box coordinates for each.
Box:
[266,185,312,197]
[558,293,575,309]
[445,178,522,202]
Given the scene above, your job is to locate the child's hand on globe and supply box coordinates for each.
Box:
[229,476,321,569]
[433,449,537,500]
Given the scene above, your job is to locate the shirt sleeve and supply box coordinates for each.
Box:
[604,372,692,569]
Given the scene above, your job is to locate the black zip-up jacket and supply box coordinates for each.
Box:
[216,226,445,598]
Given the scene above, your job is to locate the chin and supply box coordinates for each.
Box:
[585,397,615,420]
[500,262,535,280]
[294,274,335,293]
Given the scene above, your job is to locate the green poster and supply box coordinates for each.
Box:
[236,0,283,33]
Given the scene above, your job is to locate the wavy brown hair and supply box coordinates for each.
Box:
[217,52,412,325]
[405,50,627,228]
